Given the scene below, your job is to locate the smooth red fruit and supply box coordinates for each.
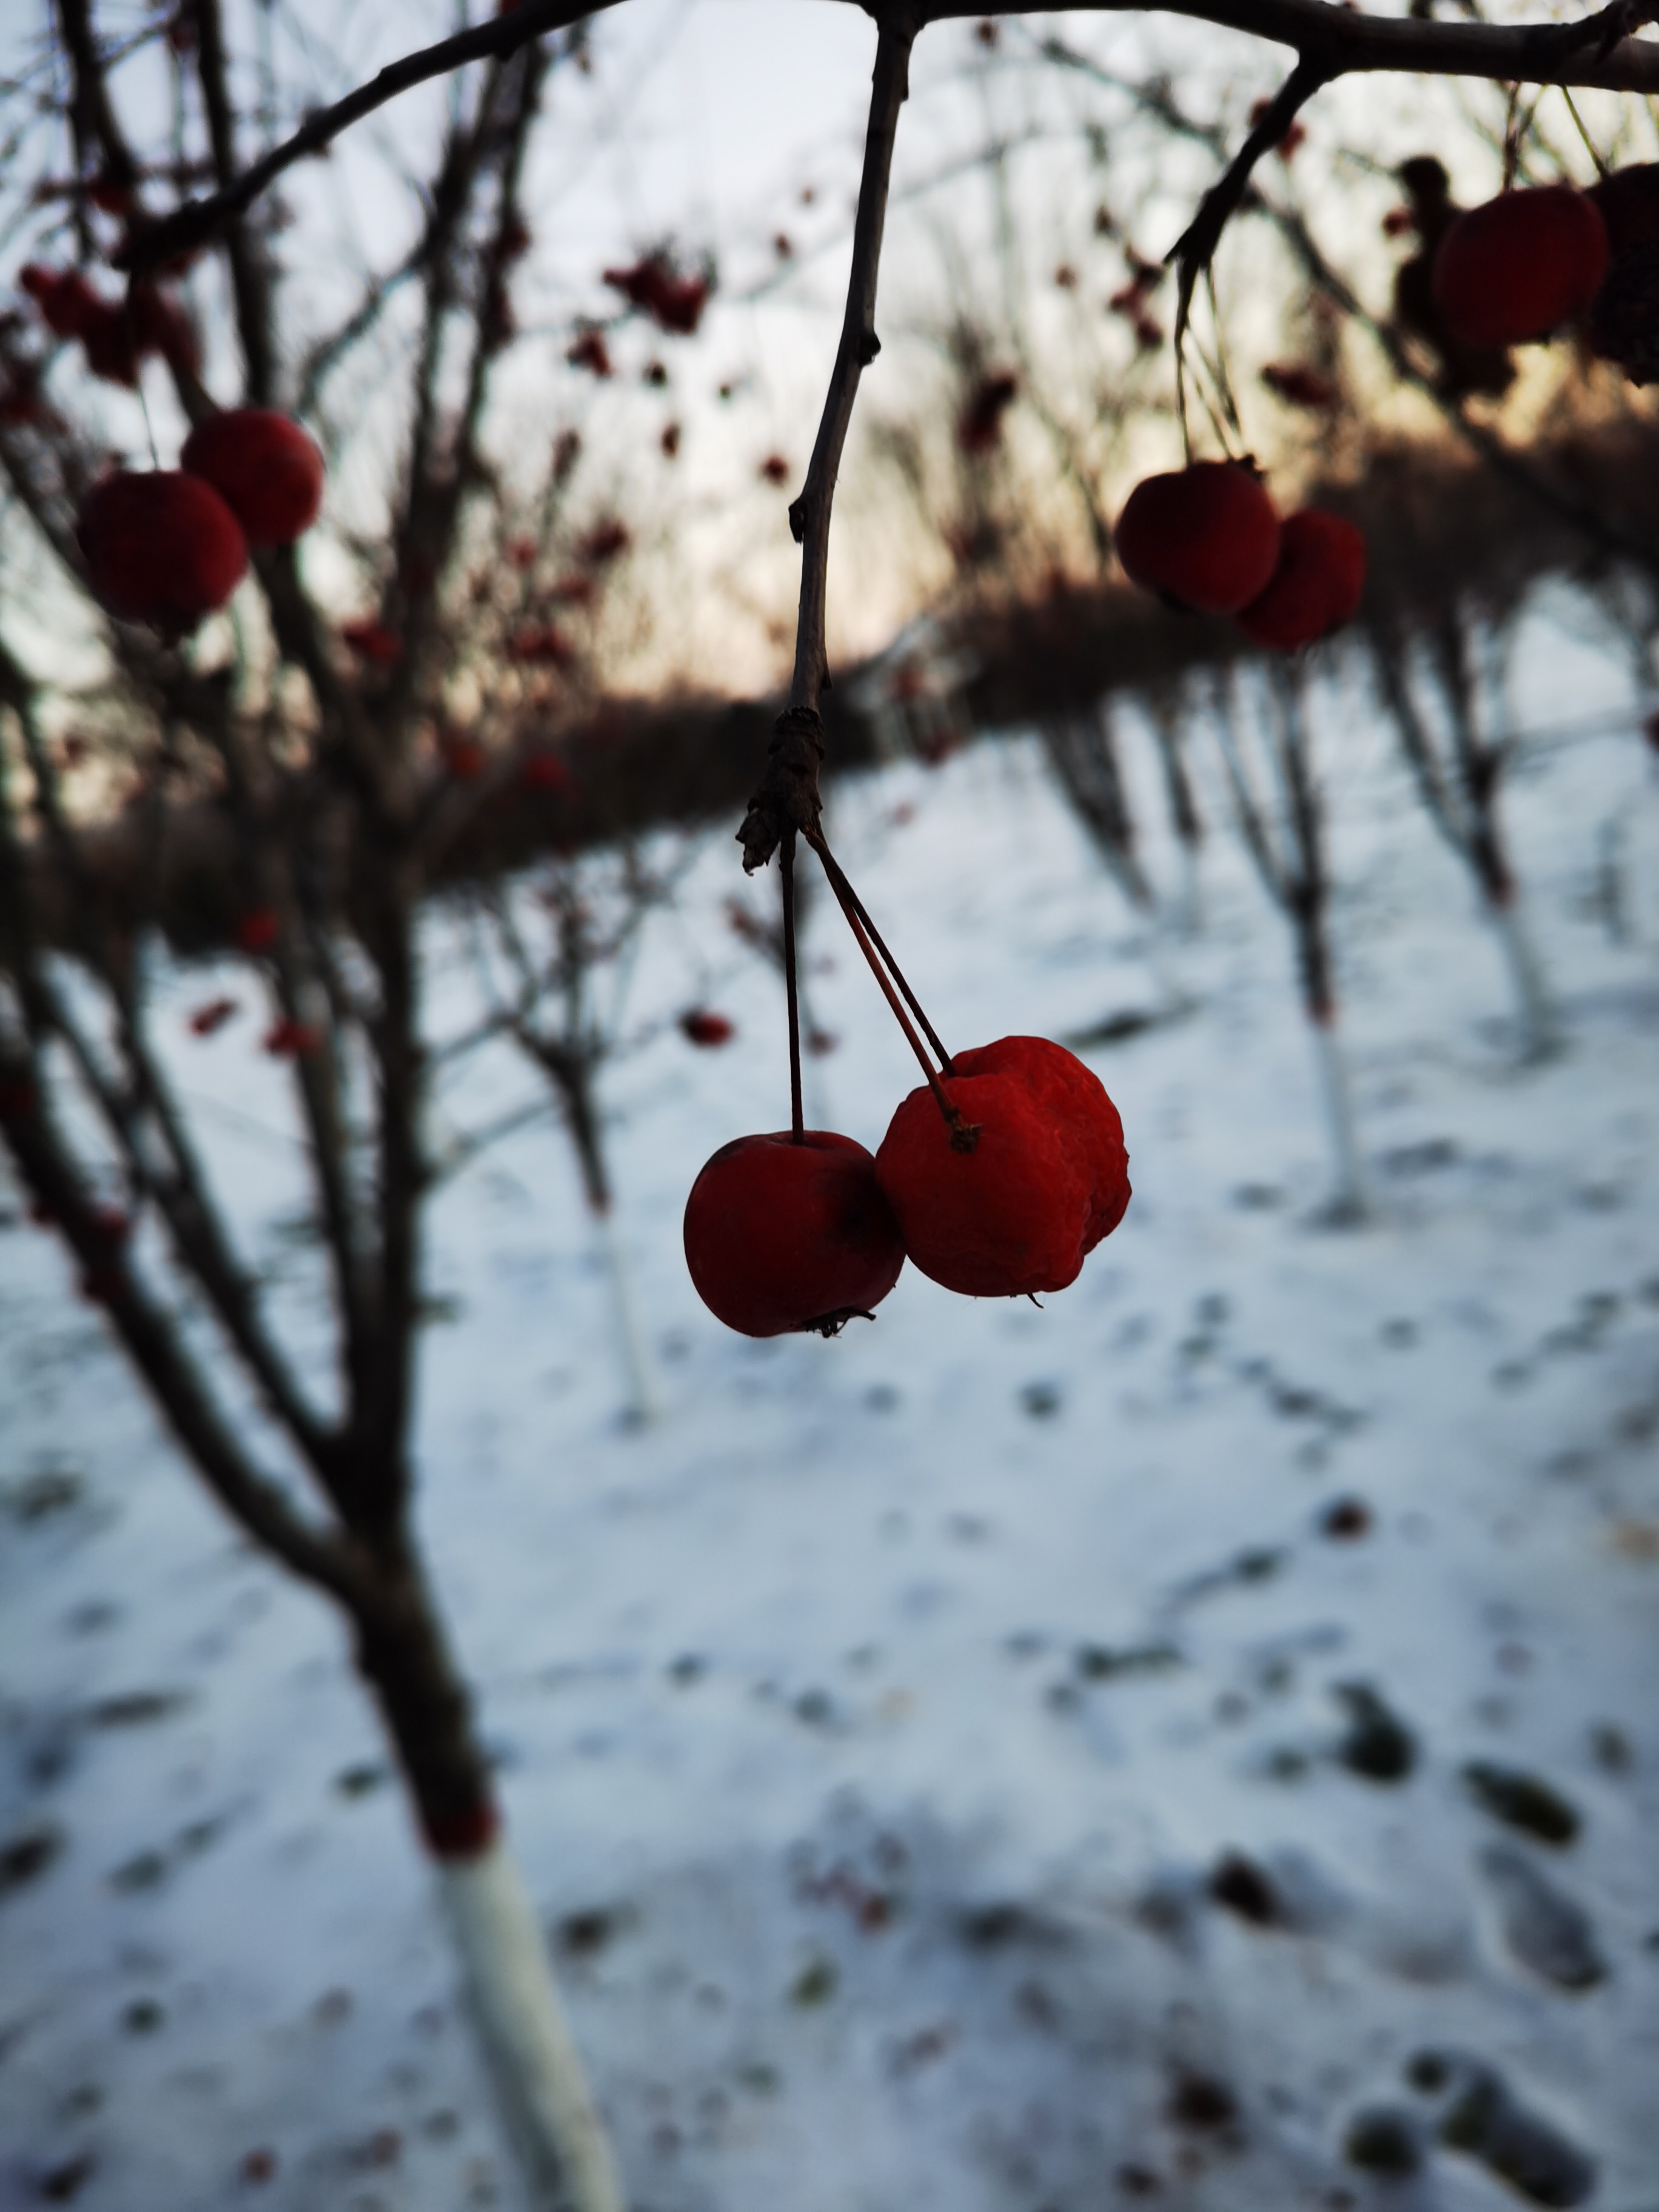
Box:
[683,1130,905,1338]
[1432,186,1608,348]
[181,409,324,548]
[1115,463,1280,615]
[79,471,248,632]
[876,1036,1130,1299]
[1236,509,1366,651]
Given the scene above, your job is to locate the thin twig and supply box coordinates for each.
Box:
[787,7,919,716]
[780,832,805,1142]
[117,0,601,275]
[1168,54,1331,432]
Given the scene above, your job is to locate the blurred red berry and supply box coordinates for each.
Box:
[181,410,324,547]
[188,997,240,1037]
[679,1008,736,1048]
[79,471,249,632]
[1433,185,1609,347]
[263,1017,321,1058]
[1236,508,1367,651]
[566,329,612,378]
[1115,461,1279,615]
[340,618,402,664]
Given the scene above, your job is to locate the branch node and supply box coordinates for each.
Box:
[859,328,881,366]
[737,706,825,874]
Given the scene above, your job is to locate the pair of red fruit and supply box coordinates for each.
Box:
[1116,463,1365,649]
[79,409,324,635]
[684,1034,1131,1337]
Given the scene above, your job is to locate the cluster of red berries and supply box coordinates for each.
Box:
[683,1034,1130,1338]
[78,409,324,637]
[1115,461,1366,652]
[602,253,712,338]
[20,264,198,387]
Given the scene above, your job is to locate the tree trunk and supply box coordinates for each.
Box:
[595,1199,659,1429]
[1486,887,1558,1062]
[1308,1006,1368,1224]
[354,1545,625,2211]
[440,1839,626,2212]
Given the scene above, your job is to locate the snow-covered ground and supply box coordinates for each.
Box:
[3,586,1658,2211]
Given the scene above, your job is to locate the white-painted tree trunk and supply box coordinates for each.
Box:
[439,1837,626,2212]
[1489,896,1559,1061]
[595,1204,658,1427]
[1310,1015,1368,1224]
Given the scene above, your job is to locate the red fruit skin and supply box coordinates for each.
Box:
[876,1036,1130,1299]
[1115,463,1281,615]
[79,471,249,631]
[1432,186,1609,348]
[1236,509,1366,651]
[684,1131,905,1338]
[181,409,324,548]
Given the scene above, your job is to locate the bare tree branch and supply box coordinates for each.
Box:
[118,0,602,276]
[192,0,276,405]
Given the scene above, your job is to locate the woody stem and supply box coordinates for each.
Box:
[781,831,805,1142]
[806,830,956,1073]
[805,834,971,1139]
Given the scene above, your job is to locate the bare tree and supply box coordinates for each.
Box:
[1367,600,1558,1059]
[1210,657,1368,1217]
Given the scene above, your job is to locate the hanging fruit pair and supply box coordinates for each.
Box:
[682,830,1131,1338]
[78,409,324,638]
[1115,461,1365,651]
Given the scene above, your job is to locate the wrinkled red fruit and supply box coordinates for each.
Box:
[1432,186,1608,348]
[1236,509,1366,651]
[876,1036,1130,1299]
[79,471,248,632]
[683,1131,905,1337]
[1115,463,1280,615]
[181,409,324,548]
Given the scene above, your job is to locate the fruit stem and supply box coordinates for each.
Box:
[806,837,977,1149]
[780,830,805,1143]
[806,829,955,1075]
